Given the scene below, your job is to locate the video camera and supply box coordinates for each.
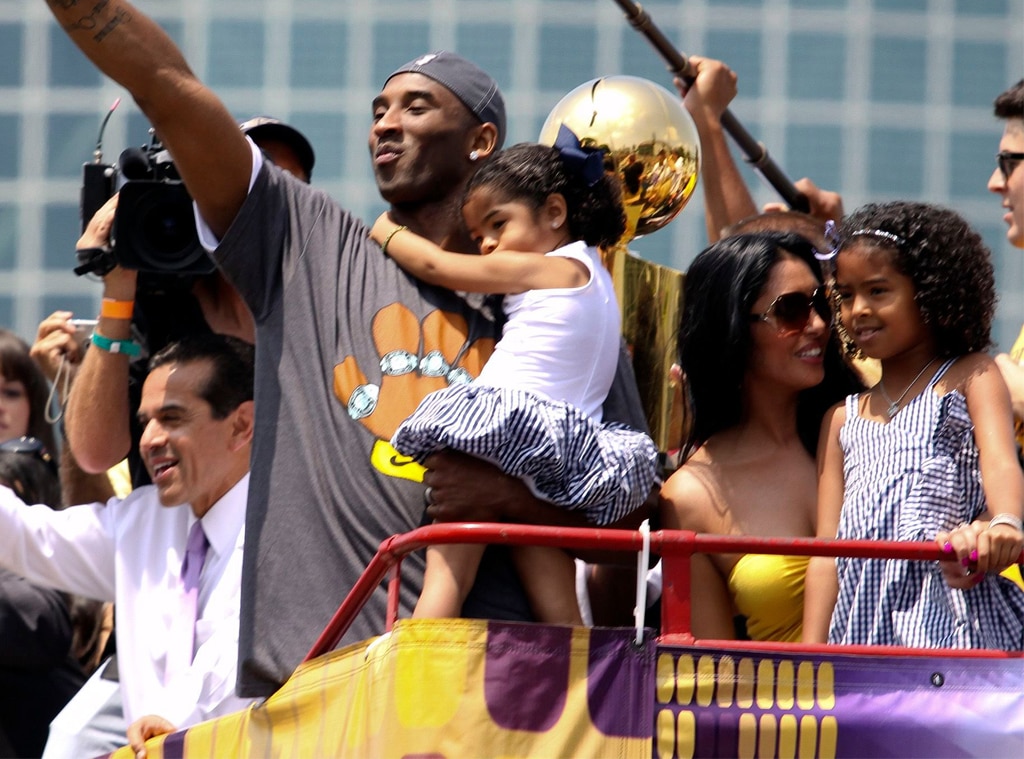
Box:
[76,112,214,278]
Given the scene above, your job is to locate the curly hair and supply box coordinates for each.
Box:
[994,79,1024,120]
[837,201,995,357]
[466,142,626,248]
[679,232,862,458]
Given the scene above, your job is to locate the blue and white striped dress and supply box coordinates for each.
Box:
[392,384,658,525]
[829,358,1024,649]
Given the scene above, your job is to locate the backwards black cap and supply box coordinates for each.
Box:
[386,51,506,148]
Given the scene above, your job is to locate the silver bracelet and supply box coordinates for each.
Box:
[987,513,1024,532]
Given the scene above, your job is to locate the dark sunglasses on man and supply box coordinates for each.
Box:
[997,151,1024,181]
[750,287,834,336]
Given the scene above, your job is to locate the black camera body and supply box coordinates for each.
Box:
[77,139,214,277]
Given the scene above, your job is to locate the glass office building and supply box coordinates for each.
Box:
[0,0,1021,346]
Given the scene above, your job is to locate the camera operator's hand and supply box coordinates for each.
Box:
[78,194,118,249]
[78,194,137,299]
[65,193,139,475]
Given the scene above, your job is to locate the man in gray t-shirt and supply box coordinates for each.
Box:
[46,4,649,699]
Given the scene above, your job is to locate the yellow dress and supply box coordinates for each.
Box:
[726,553,809,643]
[1011,325,1024,450]
[1002,327,1024,591]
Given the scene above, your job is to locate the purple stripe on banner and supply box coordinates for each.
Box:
[484,622,571,732]
[715,711,740,758]
[586,627,655,738]
[694,709,719,758]
[161,730,186,759]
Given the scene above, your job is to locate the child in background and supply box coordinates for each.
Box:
[804,201,1024,649]
[370,126,658,623]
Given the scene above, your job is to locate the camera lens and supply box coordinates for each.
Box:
[139,199,194,257]
[113,180,214,274]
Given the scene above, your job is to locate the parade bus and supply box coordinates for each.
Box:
[111,523,1024,759]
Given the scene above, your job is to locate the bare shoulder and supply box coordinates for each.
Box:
[939,353,1000,394]
[823,399,848,432]
[659,455,721,532]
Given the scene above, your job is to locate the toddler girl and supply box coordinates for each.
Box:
[370,126,658,623]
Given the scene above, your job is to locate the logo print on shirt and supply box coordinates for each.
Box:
[334,302,495,481]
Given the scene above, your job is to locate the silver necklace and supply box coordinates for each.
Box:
[877,358,937,420]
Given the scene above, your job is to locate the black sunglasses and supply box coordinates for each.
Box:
[750,287,833,335]
[997,151,1024,182]
[0,436,56,470]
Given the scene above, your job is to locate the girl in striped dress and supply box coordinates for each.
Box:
[369,127,658,623]
[804,201,1024,649]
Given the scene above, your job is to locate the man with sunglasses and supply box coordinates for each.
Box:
[989,80,1024,250]
[0,334,258,754]
[990,81,1024,447]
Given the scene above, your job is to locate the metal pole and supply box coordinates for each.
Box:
[611,0,810,212]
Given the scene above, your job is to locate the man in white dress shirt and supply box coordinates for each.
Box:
[0,333,256,753]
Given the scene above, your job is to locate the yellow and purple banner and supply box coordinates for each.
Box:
[106,622,1024,758]
[108,619,655,759]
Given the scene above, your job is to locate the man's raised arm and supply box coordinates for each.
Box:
[45,0,252,238]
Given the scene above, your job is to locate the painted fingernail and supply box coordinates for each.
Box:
[962,557,971,566]
[942,542,953,553]
[969,550,978,562]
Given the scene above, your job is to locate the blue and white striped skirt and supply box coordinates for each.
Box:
[391,384,659,526]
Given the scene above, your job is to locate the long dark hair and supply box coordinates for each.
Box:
[466,142,626,248]
[0,329,58,456]
[679,232,862,458]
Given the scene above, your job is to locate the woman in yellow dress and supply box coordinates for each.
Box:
[660,231,861,641]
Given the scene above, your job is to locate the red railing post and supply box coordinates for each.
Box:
[660,530,695,641]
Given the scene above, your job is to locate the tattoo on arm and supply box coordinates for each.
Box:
[49,0,132,43]
[94,6,131,42]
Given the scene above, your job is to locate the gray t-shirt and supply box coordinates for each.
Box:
[213,162,648,698]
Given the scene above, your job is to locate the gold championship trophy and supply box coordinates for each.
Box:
[539,76,700,460]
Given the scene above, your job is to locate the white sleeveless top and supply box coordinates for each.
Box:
[475,241,620,421]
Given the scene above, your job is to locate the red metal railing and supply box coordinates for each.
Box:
[303,523,1023,661]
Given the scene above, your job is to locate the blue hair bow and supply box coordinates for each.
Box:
[553,124,606,187]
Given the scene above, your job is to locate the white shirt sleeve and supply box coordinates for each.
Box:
[193,136,265,252]
[0,485,117,601]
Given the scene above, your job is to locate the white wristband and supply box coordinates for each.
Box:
[987,513,1024,532]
